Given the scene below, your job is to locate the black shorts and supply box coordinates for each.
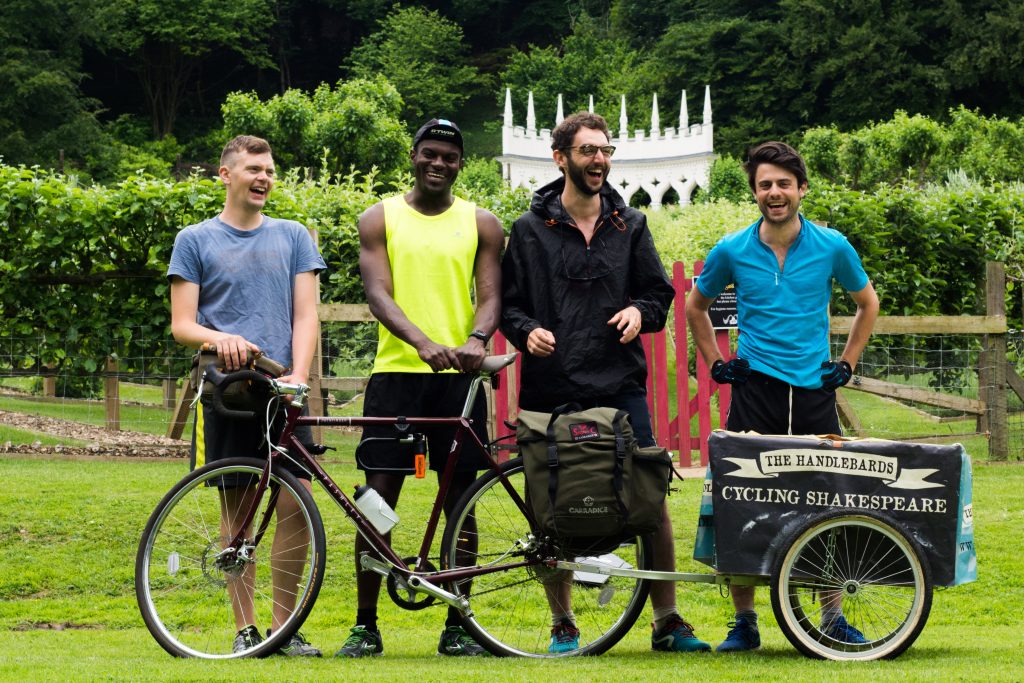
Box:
[726,370,841,436]
[356,373,489,474]
[191,400,314,484]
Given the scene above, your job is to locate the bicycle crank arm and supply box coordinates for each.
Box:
[405,576,471,613]
[359,553,472,613]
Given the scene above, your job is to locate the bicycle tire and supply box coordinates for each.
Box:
[440,458,651,657]
[136,457,326,658]
[770,509,932,661]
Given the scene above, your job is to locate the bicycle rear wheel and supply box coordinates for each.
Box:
[440,459,651,657]
[136,457,326,658]
[770,509,932,661]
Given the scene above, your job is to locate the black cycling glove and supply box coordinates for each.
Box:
[711,358,751,385]
[820,359,853,391]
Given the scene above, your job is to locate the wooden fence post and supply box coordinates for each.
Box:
[43,369,56,397]
[984,261,1008,460]
[162,358,176,409]
[105,355,120,432]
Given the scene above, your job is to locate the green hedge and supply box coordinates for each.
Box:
[0,163,528,379]
[3,159,1018,382]
[647,179,1023,324]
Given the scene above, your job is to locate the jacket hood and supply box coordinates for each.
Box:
[530,176,629,223]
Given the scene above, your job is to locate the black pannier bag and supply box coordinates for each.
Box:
[518,404,673,553]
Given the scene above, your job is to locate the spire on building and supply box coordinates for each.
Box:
[650,93,660,137]
[679,90,689,131]
[619,95,628,139]
[703,85,712,125]
[503,88,513,127]
[527,91,536,134]
[556,94,564,126]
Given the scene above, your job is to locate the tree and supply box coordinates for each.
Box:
[221,76,410,178]
[346,5,480,123]
[499,14,651,130]
[941,0,1024,116]
[781,0,949,130]
[0,0,105,167]
[93,0,276,138]
[647,17,808,154]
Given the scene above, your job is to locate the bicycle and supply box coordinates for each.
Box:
[135,353,651,659]
[136,354,939,661]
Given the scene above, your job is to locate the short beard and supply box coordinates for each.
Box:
[566,160,601,196]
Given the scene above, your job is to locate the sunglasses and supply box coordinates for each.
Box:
[563,144,616,158]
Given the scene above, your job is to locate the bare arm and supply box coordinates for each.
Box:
[453,208,504,372]
[358,203,457,372]
[838,281,880,371]
[280,270,319,384]
[169,277,258,370]
[685,288,725,367]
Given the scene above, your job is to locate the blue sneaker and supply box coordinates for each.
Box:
[824,616,867,644]
[716,617,760,652]
[548,619,580,654]
[651,615,711,652]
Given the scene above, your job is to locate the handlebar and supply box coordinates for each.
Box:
[202,352,517,421]
[203,364,301,420]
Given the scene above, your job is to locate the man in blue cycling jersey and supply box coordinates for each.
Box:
[685,140,879,652]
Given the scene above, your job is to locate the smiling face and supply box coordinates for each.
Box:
[220,151,275,214]
[411,139,463,196]
[753,162,806,229]
[556,126,611,197]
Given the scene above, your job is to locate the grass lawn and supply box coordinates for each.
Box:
[0,452,1020,682]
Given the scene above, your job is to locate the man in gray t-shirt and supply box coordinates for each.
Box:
[166,135,326,657]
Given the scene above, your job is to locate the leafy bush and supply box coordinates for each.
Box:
[801,107,1024,189]
[699,155,752,204]
[221,77,410,180]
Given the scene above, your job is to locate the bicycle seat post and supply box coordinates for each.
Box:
[458,353,517,419]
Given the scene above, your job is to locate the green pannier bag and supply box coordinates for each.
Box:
[517,404,673,553]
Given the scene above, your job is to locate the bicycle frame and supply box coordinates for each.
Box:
[218,362,537,609]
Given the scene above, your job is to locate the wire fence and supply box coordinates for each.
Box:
[1,327,1021,459]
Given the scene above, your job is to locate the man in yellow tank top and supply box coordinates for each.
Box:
[335,119,504,658]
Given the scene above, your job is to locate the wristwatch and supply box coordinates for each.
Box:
[468,330,490,343]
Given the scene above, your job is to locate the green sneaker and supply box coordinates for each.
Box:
[232,625,263,654]
[335,626,383,658]
[651,615,711,652]
[267,629,322,657]
[437,625,488,656]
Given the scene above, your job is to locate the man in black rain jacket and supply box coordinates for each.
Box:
[500,111,710,655]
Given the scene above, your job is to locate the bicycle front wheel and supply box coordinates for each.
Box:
[770,509,932,661]
[440,459,651,657]
[136,457,326,658]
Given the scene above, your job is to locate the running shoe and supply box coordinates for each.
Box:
[267,629,322,657]
[716,617,760,652]
[334,626,384,658]
[824,616,868,644]
[548,618,580,654]
[651,615,711,652]
[437,625,488,656]
[232,625,263,654]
